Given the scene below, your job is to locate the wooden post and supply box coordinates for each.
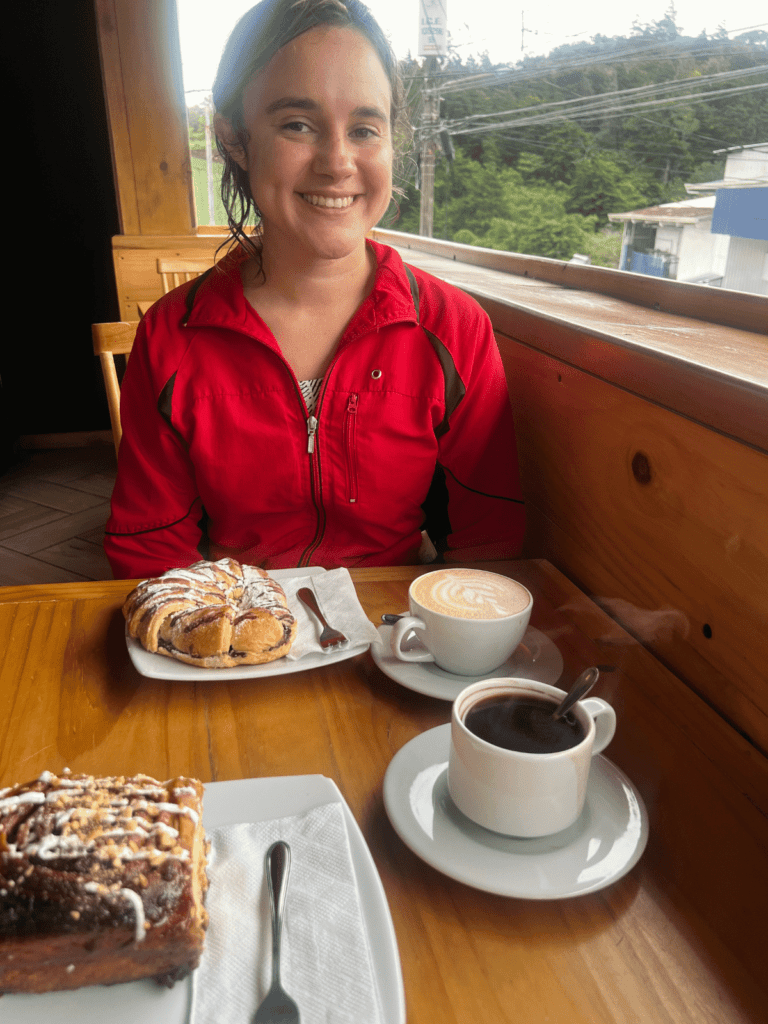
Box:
[95,0,195,236]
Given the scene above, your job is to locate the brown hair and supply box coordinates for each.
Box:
[212,0,410,263]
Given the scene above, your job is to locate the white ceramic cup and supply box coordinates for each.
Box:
[390,569,533,677]
[448,678,616,837]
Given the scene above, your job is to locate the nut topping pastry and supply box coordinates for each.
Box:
[0,770,209,993]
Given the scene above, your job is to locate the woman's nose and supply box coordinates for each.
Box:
[314,131,355,177]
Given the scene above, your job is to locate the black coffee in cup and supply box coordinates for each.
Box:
[464,694,586,754]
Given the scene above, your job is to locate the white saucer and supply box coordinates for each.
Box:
[383,725,648,899]
[371,622,563,700]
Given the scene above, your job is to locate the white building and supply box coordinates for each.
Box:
[609,143,768,295]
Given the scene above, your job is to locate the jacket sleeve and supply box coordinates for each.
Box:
[437,305,526,562]
[104,316,205,579]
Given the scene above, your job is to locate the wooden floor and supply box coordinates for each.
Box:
[0,443,117,585]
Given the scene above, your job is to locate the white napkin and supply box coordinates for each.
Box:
[281,568,381,659]
[190,803,383,1024]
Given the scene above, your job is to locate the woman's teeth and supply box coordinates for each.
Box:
[302,194,355,208]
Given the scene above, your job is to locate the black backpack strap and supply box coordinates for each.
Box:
[404,264,453,549]
[404,263,421,319]
[403,263,465,438]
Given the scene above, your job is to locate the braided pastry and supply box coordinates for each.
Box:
[123,558,297,667]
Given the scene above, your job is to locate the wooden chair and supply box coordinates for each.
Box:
[136,258,214,318]
[157,257,213,294]
[92,322,139,454]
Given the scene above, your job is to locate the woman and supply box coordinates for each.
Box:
[105,0,525,577]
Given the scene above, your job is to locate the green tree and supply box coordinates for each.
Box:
[187,103,213,156]
[566,155,647,225]
[452,181,597,260]
[632,3,681,40]
[534,123,593,184]
[687,157,726,184]
[434,148,510,237]
[620,106,700,183]
[517,152,546,183]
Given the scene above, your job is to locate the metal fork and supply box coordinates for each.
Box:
[253,841,300,1024]
[297,587,348,648]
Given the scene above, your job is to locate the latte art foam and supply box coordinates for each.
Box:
[411,569,530,620]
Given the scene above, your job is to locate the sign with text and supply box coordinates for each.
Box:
[418,0,448,57]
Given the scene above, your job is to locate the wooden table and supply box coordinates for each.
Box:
[1,560,766,1023]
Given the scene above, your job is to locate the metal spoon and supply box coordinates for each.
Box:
[552,666,600,720]
[253,841,300,1024]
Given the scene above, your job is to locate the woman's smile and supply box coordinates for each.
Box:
[300,193,358,209]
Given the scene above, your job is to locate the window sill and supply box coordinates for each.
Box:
[372,229,768,453]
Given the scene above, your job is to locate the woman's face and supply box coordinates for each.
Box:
[226,25,393,265]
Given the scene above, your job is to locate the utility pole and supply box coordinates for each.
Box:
[419,56,439,237]
[521,11,537,57]
[204,100,216,225]
[417,0,447,237]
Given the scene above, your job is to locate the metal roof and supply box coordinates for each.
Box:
[685,178,768,192]
[608,196,715,225]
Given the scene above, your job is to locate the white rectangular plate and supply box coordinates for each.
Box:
[3,775,406,1024]
[125,567,369,681]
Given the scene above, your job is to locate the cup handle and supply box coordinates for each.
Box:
[581,697,616,754]
[390,616,434,663]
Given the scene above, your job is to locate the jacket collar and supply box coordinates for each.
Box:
[184,239,419,340]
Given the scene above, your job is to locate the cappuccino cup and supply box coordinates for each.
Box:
[448,678,616,837]
[390,569,532,676]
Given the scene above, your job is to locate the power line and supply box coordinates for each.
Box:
[440,82,768,138]
[398,23,768,87]
[440,65,768,135]
[420,37,768,96]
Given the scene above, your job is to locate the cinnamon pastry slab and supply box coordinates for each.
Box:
[0,770,209,993]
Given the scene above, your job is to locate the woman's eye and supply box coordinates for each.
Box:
[351,127,378,140]
[282,121,311,133]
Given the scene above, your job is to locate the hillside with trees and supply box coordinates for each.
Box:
[186,7,767,265]
[387,7,768,266]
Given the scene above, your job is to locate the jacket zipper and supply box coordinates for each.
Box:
[344,394,359,503]
[286,373,324,568]
[299,356,355,565]
[298,388,327,567]
[306,415,318,454]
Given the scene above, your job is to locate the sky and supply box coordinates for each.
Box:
[178,0,768,98]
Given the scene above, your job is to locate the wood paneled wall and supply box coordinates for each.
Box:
[498,334,768,754]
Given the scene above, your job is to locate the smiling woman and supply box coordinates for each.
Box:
[211,0,410,271]
[217,26,394,301]
[104,0,526,578]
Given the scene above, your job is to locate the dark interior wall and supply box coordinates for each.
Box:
[3,1,120,450]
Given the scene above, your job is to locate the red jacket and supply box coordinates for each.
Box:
[105,241,525,577]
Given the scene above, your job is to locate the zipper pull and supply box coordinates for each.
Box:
[307,415,318,454]
[346,394,358,414]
